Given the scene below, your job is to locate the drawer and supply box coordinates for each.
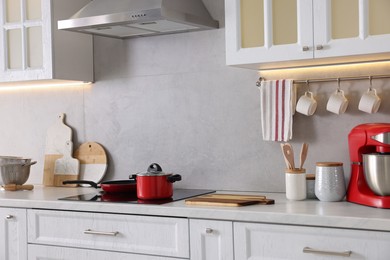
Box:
[234,222,390,259]
[28,209,189,258]
[28,244,183,260]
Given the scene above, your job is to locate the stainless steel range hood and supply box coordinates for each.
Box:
[58,0,219,39]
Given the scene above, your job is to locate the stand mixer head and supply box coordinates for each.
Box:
[347,123,390,208]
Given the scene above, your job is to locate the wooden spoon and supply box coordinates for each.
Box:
[299,143,309,170]
[280,143,291,169]
[282,144,295,169]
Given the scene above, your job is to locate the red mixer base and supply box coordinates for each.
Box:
[347,168,390,209]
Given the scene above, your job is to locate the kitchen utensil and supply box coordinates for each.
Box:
[43,114,73,186]
[299,143,308,170]
[280,144,291,169]
[358,80,381,114]
[63,179,137,194]
[327,89,348,115]
[74,142,107,185]
[347,124,390,208]
[285,168,306,200]
[282,144,295,169]
[363,153,390,196]
[0,161,37,185]
[136,163,182,200]
[185,194,274,207]
[315,162,346,202]
[3,184,34,191]
[53,140,80,187]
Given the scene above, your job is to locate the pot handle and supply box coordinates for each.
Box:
[147,163,163,173]
[62,180,99,188]
[167,174,182,183]
[22,161,37,167]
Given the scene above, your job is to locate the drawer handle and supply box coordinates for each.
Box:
[84,229,119,236]
[205,228,214,234]
[303,247,352,257]
[5,215,13,220]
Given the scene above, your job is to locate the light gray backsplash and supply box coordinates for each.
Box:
[1,0,389,192]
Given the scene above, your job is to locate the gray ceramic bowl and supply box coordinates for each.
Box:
[0,161,36,185]
[363,153,390,196]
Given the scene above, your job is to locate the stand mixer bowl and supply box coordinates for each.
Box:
[363,153,390,196]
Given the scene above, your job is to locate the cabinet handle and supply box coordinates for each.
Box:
[303,247,352,257]
[83,229,119,236]
[316,44,324,50]
[205,228,214,234]
[5,215,13,220]
[302,46,310,51]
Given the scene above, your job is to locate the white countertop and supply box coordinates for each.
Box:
[1,185,390,232]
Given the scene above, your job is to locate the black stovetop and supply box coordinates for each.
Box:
[59,189,215,205]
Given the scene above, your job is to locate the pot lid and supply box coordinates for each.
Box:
[137,163,170,176]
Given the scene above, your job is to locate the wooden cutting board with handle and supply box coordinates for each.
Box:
[43,114,73,186]
[185,194,275,207]
[74,142,107,185]
[53,140,80,187]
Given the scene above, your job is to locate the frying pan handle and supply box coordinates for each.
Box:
[167,174,182,183]
[147,163,163,173]
[62,180,98,188]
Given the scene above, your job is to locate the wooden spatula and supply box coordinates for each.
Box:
[282,143,295,169]
[299,143,309,170]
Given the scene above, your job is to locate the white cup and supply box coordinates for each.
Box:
[358,88,381,114]
[326,89,348,115]
[296,91,317,116]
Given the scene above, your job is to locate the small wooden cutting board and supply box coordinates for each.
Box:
[74,142,107,184]
[185,194,275,207]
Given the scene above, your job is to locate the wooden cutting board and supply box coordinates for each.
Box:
[74,142,107,184]
[43,114,73,186]
[53,140,80,187]
[185,194,275,207]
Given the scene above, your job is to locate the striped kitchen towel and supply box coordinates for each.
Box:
[259,79,295,141]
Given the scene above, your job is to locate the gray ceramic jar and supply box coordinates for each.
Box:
[315,162,346,202]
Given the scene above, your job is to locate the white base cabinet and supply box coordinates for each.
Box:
[28,244,180,260]
[28,209,189,259]
[190,219,234,260]
[234,222,390,259]
[0,207,27,260]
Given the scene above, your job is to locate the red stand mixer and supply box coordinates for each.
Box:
[347,123,390,208]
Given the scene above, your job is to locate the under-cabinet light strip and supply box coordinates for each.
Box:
[256,74,390,86]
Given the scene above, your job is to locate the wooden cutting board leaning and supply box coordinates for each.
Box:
[185,194,275,207]
[43,114,74,186]
[73,142,107,185]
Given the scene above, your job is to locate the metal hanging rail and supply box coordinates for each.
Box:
[256,74,390,86]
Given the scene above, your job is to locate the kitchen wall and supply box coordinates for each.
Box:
[1,0,390,192]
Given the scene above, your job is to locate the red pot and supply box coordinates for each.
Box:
[136,163,182,200]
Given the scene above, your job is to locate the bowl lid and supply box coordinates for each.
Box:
[316,162,343,167]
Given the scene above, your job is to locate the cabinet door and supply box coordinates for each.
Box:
[190,219,233,260]
[314,0,390,59]
[0,0,52,81]
[225,0,313,68]
[28,244,183,260]
[234,222,390,259]
[0,208,27,260]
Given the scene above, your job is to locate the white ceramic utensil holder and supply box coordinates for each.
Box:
[285,168,307,200]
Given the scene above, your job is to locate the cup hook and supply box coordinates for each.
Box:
[337,78,341,92]
[305,80,310,92]
[369,76,373,91]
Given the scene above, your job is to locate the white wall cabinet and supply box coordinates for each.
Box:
[0,0,93,85]
[0,207,27,260]
[234,222,390,259]
[189,219,234,260]
[226,0,390,69]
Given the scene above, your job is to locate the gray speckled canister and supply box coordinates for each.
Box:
[315,162,346,202]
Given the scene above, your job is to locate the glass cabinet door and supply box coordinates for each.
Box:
[0,0,49,81]
[314,0,390,59]
[226,0,313,68]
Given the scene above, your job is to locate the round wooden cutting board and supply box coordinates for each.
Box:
[73,142,108,184]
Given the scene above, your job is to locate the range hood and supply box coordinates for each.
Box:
[58,0,219,39]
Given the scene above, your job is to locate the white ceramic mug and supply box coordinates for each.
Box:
[326,89,348,115]
[358,88,381,114]
[296,91,317,116]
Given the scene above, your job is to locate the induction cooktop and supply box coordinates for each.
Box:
[59,189,215,205]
